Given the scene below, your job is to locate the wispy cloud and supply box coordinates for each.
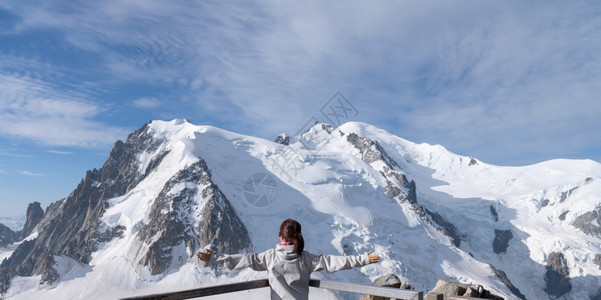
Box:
[47,150,74,155]
[132,97,162,109]
[0,73,130,147]
[19,170,45,177]
[1,0,600,164]
[390,2,601,163]
[0,149,29,158]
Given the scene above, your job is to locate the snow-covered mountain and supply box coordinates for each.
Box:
[1,119,600,299]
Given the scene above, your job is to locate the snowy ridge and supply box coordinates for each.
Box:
[3,119,600,299]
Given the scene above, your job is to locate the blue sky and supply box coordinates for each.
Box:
[1,0,600,217]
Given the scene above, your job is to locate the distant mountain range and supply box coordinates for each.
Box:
[1,119,600,299]
[0,217,25,232]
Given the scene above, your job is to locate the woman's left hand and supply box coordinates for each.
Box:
[366,251,381,264]
[196,249,213,262]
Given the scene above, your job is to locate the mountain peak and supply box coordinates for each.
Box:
[20,202,44,240]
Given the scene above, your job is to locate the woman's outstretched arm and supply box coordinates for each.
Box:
[309,250,381,273]
[197,249,271,271]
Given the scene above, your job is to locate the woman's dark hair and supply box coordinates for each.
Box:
[279,218,304,255]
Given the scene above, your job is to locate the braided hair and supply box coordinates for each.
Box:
[279,218,305,255]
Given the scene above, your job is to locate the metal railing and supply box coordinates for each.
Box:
[119,278,424,300]
[119,279,490,300]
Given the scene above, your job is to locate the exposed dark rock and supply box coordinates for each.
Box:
[493,229,513,254]
[490,205,498,222]
[196,165,252,254]
[430,279,468,298]
[425,209,463,247]
[384,178,402,198]
[274,134,290,145]
[392,170,409,187]
[96,225,126,243]
[138,159,251,274]
[372,273,402,288]
[406,180,417,205]
[428,279,502,300]
[489,265,526,300]
[545,252,572,298]
[347,132,429,222]
[572,208,601,238]
[381,167,416,203]
[558,210,569,221]
[463,285,502,299]
[319,123,335,134]
[0,239,39,290]
[559,186,578,203]
[144,150,171,176]
[360,274,412,300]
[380,169,426,222]
[382,174,408,201]
[38,254,59,285]
[0,269,10,296]
[33,199,64,236]
[469,157,478,166]
[0,224,18,248]
[2,239,35,269]
[593,254,601,270]
[20,202,45,239]
[346,133,400,169]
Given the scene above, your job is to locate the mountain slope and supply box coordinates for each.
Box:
[1,119,600,299]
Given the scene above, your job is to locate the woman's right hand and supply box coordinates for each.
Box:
[366,251,381,264]
[196,249,213,262]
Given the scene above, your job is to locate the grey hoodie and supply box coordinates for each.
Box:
[211,244,370,300]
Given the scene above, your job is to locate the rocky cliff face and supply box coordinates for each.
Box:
[137,159,251,275]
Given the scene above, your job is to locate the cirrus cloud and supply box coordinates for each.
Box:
[0,0,600,165]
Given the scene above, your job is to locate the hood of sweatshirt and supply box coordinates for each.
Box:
[275,244,299,260]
